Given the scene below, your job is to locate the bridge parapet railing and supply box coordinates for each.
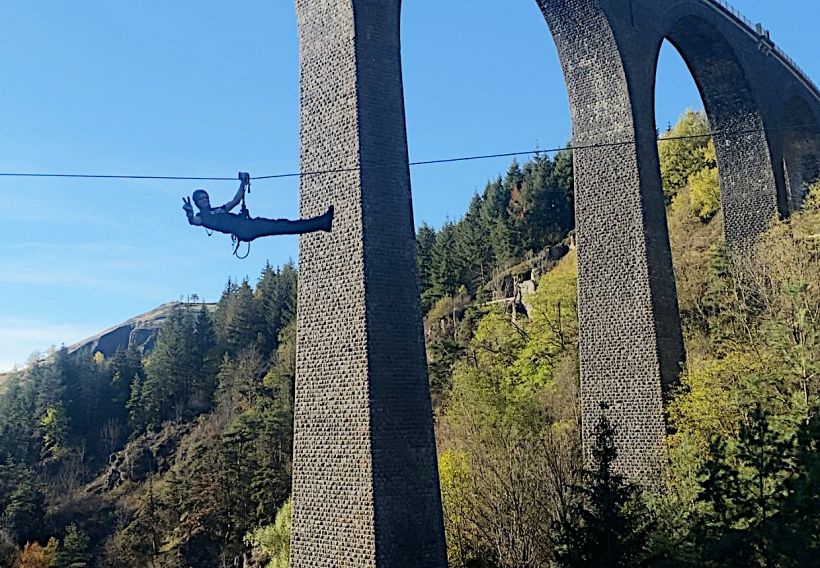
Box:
[704,0,820,99]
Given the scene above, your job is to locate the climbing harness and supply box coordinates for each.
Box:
[186,171,333,259]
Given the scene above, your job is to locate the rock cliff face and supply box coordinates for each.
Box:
[68,302,216,358]
[99,422,193,491]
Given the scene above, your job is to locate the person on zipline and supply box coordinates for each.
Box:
[183,173,333,241]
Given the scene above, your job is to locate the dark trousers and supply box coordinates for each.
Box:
[201,211,330,242]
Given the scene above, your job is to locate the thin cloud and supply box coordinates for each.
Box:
[2,241,137,255]
[0,317,100,373]
[0,193,123,228]
[0,240,194,296]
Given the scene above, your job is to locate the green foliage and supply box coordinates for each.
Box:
[56,524,89,567]
[439,252,581,567]
[554,412,652,567]
[5,479,46,544]
[424,291,474,404]
[416,223,438,310]
[39,406,68,457]
[131,304,216,428]
[509,153,575,253]
[696,405,794,565]
[0,259,299,566]
[254,262,298,357]
[659,110,715,202]
[217,279,260,356]
[657,191,820,565]
[3,119,818,568]
[688,141,721,220]
[245,499,292,568]
[429,221,461,301]
[456,196,495,293]
[417,152,574,305]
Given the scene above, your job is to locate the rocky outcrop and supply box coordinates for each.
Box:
[68,302,215,358]
[102,422,193,490]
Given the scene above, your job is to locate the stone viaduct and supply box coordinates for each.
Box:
[290,0,820,565]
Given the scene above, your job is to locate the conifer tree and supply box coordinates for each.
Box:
[454,195,494,294]
[697,405,795,565]
[191,305,219,412]
[430,221,461,300]
[5,479,46,544]
[138,305,200,425]
[220,280,261,356]
[255,262,297,356]
[480,177,518,264]
[109,345,144,430]
[416,223,438,305]
[555,412,651,567]
[56,524,90,568]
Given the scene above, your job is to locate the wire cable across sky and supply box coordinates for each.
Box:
[0,124,812,184]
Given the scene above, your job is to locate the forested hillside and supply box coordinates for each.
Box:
[1,112,818,567]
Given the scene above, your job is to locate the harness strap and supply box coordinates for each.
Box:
[240,195,251,219]
[231,234,251,259]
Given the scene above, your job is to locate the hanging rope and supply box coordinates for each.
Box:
[231,236,251,259]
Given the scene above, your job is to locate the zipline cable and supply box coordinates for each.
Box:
[0,124,815,183]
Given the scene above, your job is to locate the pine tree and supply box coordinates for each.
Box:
[191,305,219,413]
[778,412,820,561]
[0,378,39,464]
[454,195,494,293]
[56,524,90,567]
[215,349,264,420]
[5,479,46,544]
[429,221,461,301]
[220,280,262,356]
[697,405,795,565]
[514,153,574,252]
[501,161,526,259]
[109,345,144,430]
[255,262,297,356]
[555,412,651,567]
[480,177,518,264]
[138,305,200,425]
[416,223,438,305]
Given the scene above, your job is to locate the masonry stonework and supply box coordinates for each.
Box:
[292,0,820,561]
[291,0,446,566]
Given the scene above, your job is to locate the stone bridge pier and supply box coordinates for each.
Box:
[290,0,820,565]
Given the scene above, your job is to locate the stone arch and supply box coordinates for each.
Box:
[780,95,820,209]
[534,0,683,483]
[291,0,819,564]
[291,0,685,561]
[663,14,783,248]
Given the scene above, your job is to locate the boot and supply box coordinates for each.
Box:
[318,205,334,232]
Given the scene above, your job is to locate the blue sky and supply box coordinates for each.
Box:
[0,1,816,370]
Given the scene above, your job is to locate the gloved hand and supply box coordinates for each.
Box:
[239,172,250,185]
